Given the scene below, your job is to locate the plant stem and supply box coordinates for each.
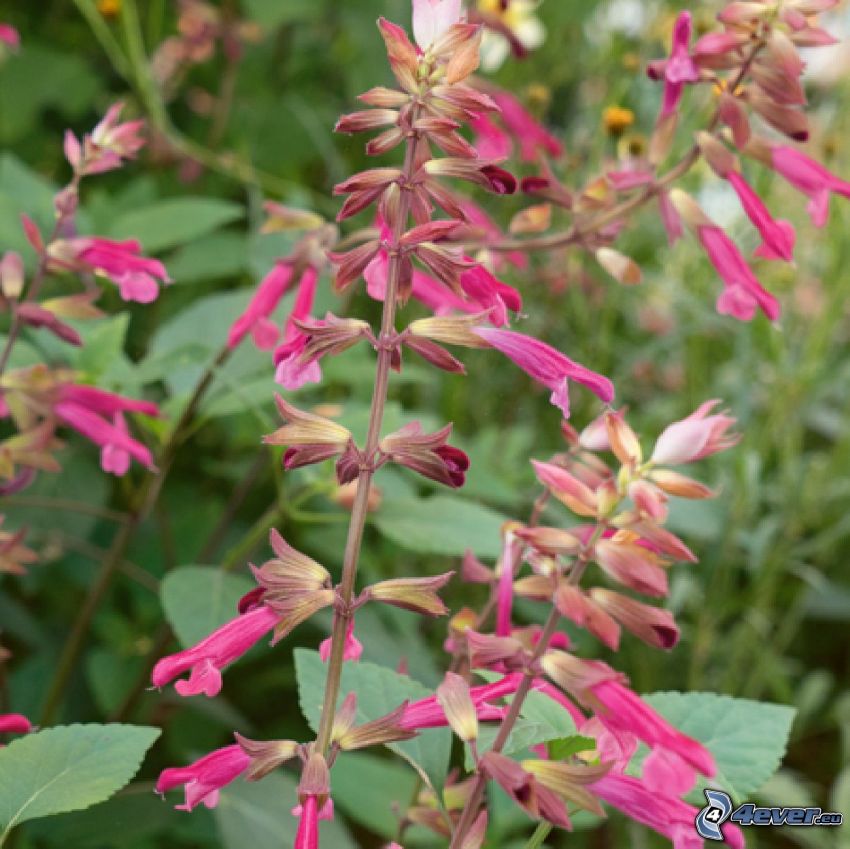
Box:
[314,129,419,755]
[524,822,553,849]
[38,346,230,725]
[448,526,606,848]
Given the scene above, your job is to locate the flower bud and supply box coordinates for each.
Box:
[298,752,330,807]
[595,532,670,597]
[604,411,642,467]
[367,572,454,617]
[669,188,713,229]
[407,314,490,348]
[465,631,526,670]
[235,733,299,781]
[554,584,621,650]
[0,252,24,299]
[380,422,469,488]
[520,759,608,816]
[336,701,416,750]
[589,588,680,649]
[647,468,715,499]
[595,248,642,286]
[531,460,598,518]
[436,672,478,742]
[696,131,739,178]
[514,527,581,557]
[261,202,325,233]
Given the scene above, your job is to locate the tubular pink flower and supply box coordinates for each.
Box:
[156,745,250,811]
[471,112,513,160]
[490,90,564,162]
[651,400,739,466]
[227,262,295,350]
[0,713,32,735]
[294,795,320,849]
[651,12,700,118]
[152,605,279,697]
[695,225,780,321]
[591,679,715,776]
[726,172,795,261]
[273,267,322,390]
[319,620,363,663]
[57,237,169,303]
[591,774,744,849]
[642,748,696,798]
[459,264,521,327]
[99,412,132,476]
[0,24,20,50]
[55,386,158,472]
[495,531,521,637]
[475,327,614,418]
[766,143,850,227]
[412,0,463,49]
[65,103,146,175]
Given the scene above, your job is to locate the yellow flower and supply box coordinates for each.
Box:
[477,0,546,71]
[603,106,635,136]
[97,0,121,16]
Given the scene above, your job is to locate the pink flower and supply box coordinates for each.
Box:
[765,143,850,228]
[649,12,700,118]
[471,112,513,160]
[0,24,20,50]
[156,745,249,811]
[64,103,146,175]
[54,237,169,303]
[459,264,521,327]
[272,267,321,390]
[473,327,614,418]
[591,678,715,777]
[495,531,522,637]
[651,400,739,466]
[695,225,780,321]
[319,620,363,663]
[99,412,132,476]
[152,605,279,697]
[490,90,564,162]
[295,795,320,849]
[55,385,159,472]
[727,172,795,261]
[591,773,744,849]
[412,0,463,49]
[227,262,295,350]
[0,713,32,736]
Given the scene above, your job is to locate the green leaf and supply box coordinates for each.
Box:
[74,314,130,380]
[294,649,451,792]
[165,232,248,284]
[107,198,244,253]
[0,724,160,840]
[214,773,356,849]
[160,566,255,648]
[548,735,598,761]
[330,751,419,839]
[642,691,796,801]
[372,495,509,558]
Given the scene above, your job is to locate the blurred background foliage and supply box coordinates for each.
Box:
[0,0,849,847]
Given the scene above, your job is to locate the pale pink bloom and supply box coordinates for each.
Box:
[642,748,696,798]
[580,717,637,773]
[0,24,20,50]
[490,89,564,162]
[273,267,321,390]
[319,620,363,663]
[766,143,850,227]
[0,713,32,735]
[591,678,715,776]
[727,172,795,261]
[151,605,279,697]
[55,385,158,472]
[649,12,700,118]
[474,327,614,418]
[55,237,169,303]
[471,112,513,160]
[651,400,739,466]
[694,225,780,321]
[156,745,249,811]
[227,262,295,350]
[64,103,146,175]
[412,0,463,49]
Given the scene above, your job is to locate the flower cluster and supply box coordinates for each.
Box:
[151,5,750,849]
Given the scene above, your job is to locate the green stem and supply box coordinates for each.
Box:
[38,346,230,725]
[313,126,420,756]
[524,822,553,849]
